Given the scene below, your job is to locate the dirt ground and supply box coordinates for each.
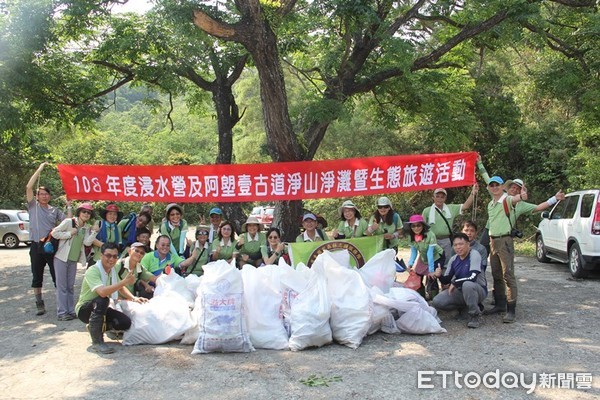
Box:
[0,245,599,400]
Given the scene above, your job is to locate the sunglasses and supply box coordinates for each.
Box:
[197,231,209,236]
[102,253,119,259]
[377,205,390,209]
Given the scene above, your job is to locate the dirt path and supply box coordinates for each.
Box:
[0,247,598,399]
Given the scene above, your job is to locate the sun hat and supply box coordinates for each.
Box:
[403,214,430,231]
[130,242,146,250]
[433,188,447,196]
[377,196,392,208]
[505,178,523,188]
[209,207,223,216]
[75,203,95,218]
[488,176,504,185]
[100,203,123,221]
[242,216,264,232]
[195,225,210,236]
[338,200,360,218]
[165,203,183,219]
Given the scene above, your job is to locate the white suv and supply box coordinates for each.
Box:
[536,189,600,277]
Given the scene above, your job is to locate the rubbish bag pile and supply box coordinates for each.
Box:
[117,248,446,353]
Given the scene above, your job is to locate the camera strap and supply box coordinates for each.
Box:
[502,198,518,232]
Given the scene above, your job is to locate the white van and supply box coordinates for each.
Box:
[536,189,600,277]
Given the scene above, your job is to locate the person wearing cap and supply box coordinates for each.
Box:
[50,203,99,321]
[332,200,368,239]
[91,203,124,264]
[159,203,190,257]
[505,178,565,218]
[26,162,72,316]
[115,242,157,300]
[296,213,326,242]
[76,242,146,354]
[421,185,478,258]
[404,214,445,299]
[210,221,239,263]
[236,216,267,268]
[261,227,288,265]
[207,207,224,244]
[366,197,403,251]
[181,226,211,276]
[483,175,526,323]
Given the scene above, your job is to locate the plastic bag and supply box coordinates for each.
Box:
[191,260,254,354]
[120,294,195,345]
[404,270,422,291]
[358,249,397,292]
[241,265,289,350]
[288,262,332,351]
[367,287,400,335]
[154,268,195,307]
[323,252,372,349]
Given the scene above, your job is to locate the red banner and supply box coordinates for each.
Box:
[57,152,477,202]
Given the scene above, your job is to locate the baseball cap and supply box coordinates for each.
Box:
[209,207,223,216]
[433,188,447,195]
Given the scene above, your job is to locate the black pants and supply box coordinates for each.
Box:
[77,296,131,331]
[30,242,56,288]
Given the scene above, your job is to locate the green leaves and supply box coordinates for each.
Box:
[299,374,343,387]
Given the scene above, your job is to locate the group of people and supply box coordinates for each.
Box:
[25,157,564,353]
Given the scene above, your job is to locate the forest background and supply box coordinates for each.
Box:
[1,0,598,242]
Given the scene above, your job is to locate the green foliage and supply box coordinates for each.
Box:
[299,374,343,387]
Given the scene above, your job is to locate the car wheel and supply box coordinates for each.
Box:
[568,243,588,278]
[3,233,19,249]
[536,235,550,263]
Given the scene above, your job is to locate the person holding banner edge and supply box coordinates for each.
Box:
[26,162,72,316]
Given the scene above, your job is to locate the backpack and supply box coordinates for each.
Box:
[43,218,76,255]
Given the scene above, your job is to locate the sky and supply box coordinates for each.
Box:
[113,0,154,14]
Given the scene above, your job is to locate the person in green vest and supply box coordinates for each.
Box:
[405,214,445,300]
[296,213,326,242]
[332,200,368,239]
[261,227,289,265]
[91,203,123,265]
[421,186,477,259]
[51,203,99,321]
[365,196,403,252]
[159,203,190,257]
[140,235,196,277]
[210,220,239,264]
[180,225,211,277]
[236,216,267,268]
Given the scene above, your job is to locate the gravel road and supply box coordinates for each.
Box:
[0,246,598,399]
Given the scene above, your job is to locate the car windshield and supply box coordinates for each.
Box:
[250,207,262,216]
[265,208,274,215]
[17,212,29,222]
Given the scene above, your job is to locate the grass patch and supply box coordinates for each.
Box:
[514,239,535,257]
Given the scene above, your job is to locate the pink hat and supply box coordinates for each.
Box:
[76,203,95,218]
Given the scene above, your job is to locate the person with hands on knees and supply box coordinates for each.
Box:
[261,227,288,265]
[236,216,267,268]
[332,200,368,239]
[51,202,99,321]
[365,196,403,252]
[432,233,488,329]
[210,221,239,264]
[76,243,148,354]
[404,214,445,300]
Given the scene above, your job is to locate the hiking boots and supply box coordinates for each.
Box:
[484,294,507,315]
[92,343,115,354]
[503,302,517,323]
[89,312,114,354]
[467,314,481,329]
[35,300,46,316]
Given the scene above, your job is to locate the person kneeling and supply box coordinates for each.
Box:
[76,243,147,354]
[432,233,487,329]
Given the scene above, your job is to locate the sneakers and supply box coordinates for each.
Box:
[35,300,46,316]
[92,343,115,354]
[57,314,74,321]
[105,330,124,341]
[467,314,481,329]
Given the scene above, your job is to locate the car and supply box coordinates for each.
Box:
[250,205,275,229]
[0,210,31,249]
[535,189,600,278]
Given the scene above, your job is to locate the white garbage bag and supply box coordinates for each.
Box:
[358,249,397,293]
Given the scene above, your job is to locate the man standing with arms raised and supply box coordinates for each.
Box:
[26,162,71,316]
